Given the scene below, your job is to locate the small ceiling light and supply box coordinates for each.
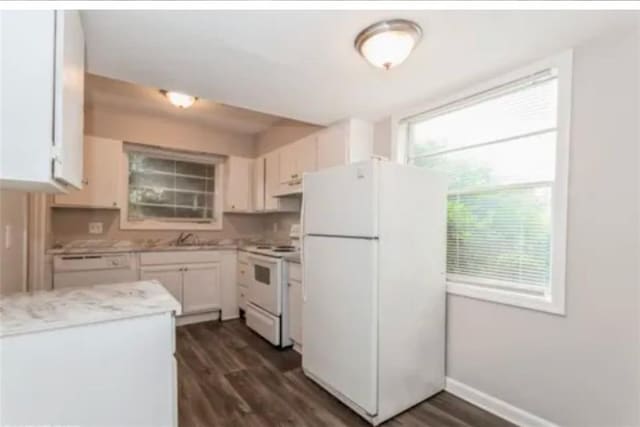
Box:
[160,90,197,109]
[355,19,422,70]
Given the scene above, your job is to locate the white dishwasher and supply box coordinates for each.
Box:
[53,253,139,289]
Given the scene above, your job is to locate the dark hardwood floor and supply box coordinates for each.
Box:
[176,320,515,427]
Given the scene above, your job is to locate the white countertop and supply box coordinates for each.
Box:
[48,244,238,255]
[0,281,181,338]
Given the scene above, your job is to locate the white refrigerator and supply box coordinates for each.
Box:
[302,159,447,426]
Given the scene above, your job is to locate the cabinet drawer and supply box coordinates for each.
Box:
[246,304,280,345]
[288,262,302,282]
[140,251,221,266]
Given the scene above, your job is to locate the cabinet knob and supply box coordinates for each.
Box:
[112,202,117,207]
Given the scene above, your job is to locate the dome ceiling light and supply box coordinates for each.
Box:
[160,90,197,109]
[355,19,423,70]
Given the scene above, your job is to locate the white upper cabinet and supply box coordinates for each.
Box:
[317,119,373,170]
[265,150,300,212]
[253,156,266,212]
[278,144,297,185]
[277,134,318,195]
[224,157,253,212]
[317,125,347,169]
[296,135,318,175]
[0,11,85,192]
[53,136,122,209]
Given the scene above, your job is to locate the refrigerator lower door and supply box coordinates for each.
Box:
[303,161,378,238]
[302,235,378,415]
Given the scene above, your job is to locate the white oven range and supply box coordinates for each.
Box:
[244,246,295,348]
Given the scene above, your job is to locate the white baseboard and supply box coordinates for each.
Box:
[445,377,557,427]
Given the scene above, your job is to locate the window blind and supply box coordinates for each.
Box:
[407,70,559,292]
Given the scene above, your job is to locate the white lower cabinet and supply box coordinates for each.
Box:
[139,250,238,321]
[182,264,221,314]
[140,266,183,304]
[0,313,176,426]
[288,262,303,352]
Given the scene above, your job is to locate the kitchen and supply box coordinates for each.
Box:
[1,6,639,427]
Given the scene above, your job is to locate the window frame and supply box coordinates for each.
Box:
[119,144,225,231]
[395,50,572,315]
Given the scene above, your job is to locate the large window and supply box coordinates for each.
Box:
[403,52,571,314]
[121,144,223,230]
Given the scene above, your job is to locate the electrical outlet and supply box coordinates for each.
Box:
[89,222,103,234]
[4,225,12,249]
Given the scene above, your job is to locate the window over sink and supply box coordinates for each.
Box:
[121,143,224,230]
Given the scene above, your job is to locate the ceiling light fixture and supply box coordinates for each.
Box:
[160,90,197,109]
[355,19,422,70]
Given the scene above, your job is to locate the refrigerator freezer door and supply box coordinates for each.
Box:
[303,162,378,238]
[302,235,378,415]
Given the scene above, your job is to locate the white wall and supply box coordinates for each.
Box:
[0,190,28,295]
[374,27,639,426]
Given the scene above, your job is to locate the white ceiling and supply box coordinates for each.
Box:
[85,73,287,135]
[82,10,638,125]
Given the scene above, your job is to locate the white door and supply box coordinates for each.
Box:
[52,10,85,189]
[288,279,302,345]
[302,235,378,416]
[303,161,378,238]
[182,263,221,314]
[140,266,183,308]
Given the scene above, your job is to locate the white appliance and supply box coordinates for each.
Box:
[244,230,300,348]
[302,159,447,426]
[53,253,138,288]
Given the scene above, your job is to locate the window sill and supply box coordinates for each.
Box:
[120,218,223,231]
[446,281,565,316]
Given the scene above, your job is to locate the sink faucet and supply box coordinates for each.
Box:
[176,232,195,246]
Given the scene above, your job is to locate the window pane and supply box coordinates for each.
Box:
[413,132,556,191]
[447,186,551,287]
[127,152,215,222]
[409,78,558,158]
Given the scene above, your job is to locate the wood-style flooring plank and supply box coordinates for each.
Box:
[176,320,515,427]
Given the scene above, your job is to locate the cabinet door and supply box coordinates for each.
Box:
[288,279,303,345]
[279,145,296,184]
[265,150,280,210]
[317,126,346,170]
[182,263,221,314]
[224,157,252,211]
[296,135,317,175]
[52,10,85,189]
[253,157,265,212]
[140,266,183,308]
[54,136,122,208]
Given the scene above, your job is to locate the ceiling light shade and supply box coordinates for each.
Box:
[355,19,422,70]
[160,90,197,108]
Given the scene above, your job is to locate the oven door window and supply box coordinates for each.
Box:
[254,264,271,285]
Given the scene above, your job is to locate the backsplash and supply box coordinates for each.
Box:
[50,208,300,245]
